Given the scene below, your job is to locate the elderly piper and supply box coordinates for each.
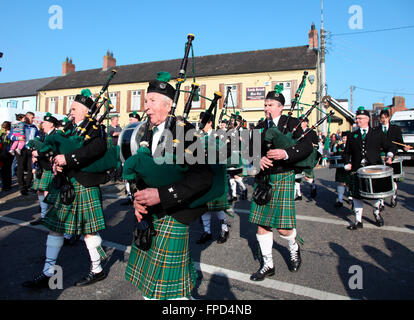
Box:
[22,90,109,289]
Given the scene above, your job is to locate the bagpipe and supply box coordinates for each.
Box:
[120,34,231,250]
[28,70,119,204]
[29,70,119,172]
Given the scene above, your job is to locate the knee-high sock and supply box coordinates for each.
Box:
[374,200,381,214]
[230,179,237,197]
[337,185,345,203]
[125,182,131,196]
[353,199,364,223]
[295,182,302,196]
[235,177,246,191]
[84,234,104,274]
[38,194,48,219]
[257,232,273,268]
[217,211,228,231]
[280,228,298,252]
[201,212,212,234]
[43,235,64,277]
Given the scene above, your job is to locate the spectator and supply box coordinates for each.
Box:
[0,121,13,192]
[10,112,39,195]
[9,114,26,156]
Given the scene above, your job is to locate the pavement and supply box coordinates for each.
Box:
[1,164,414,300]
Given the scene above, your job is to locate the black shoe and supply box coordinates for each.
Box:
[232,196,237,202]
[217,229,229,244]
[74,270,107,287]
[22,273,51,289]
[196,232,212,244]
[390,196,397,208]
[310,185,317,198]
[240,189,248,200]
[374,212,384,227]
[334,201,343,208]
[379,204,385,212]
[347,221,363,230]
[30,217,43,226]
[250,265,275,281]
[120,198,133,206]
[295,195,302,201]
[288,246,301,272]
[20,189,28,196]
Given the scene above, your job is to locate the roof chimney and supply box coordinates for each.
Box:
[62,57,75,75]
[308,22,319,49]
[103,50,116,70]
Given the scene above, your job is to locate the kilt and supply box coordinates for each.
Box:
[32,170,53,192]
[348,172,361,199]
[41,177,106,235]
[335,167,350,184]
[207,180,229,211]
[249,171,296,229]
[125,215,198,300]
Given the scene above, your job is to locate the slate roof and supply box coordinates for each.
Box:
[0,76,58,99]
[39,45,317,91]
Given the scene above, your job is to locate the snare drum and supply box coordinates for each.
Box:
[356,165,395,199]
[118,122,146,163]
[328,155,344,168]
[389,157,404,179]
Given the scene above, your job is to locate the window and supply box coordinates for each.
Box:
[109,92,117,112]
[191,88,201,109]
[22,100,30,110]
[49,97,56,114]
[276,81,292,107]
[224,84,239,108]
[131,90,141,111]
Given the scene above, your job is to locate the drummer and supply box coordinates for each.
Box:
[121,111,142,206]
[377,108,407,209]
[343,106,392,230]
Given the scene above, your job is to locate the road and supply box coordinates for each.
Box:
[1,164,413,300]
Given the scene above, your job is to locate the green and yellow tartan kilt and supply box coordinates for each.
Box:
[249,171,296,229]
[335,167,350,184]
[207,180,230,211]
[125,215,198,300]
[348,172,361,199]
[41,177,106,235]
[32,170,54,192]
[303,168,315,180]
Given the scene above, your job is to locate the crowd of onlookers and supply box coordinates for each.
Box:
[0,112,40,194]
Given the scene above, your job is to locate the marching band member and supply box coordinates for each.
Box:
[125,75,214,300]
[30,113,59,226]
[23,91,109,289]
[344,107,392,230]
[248,89,313,281]
[197,112,230,245]
[333,131,350,208]
[377,108,406,209]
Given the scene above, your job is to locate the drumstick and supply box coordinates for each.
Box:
[392,141,412,149]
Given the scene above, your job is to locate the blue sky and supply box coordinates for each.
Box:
[1,0,413,110]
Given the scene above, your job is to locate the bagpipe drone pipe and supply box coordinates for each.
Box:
[28,70,120,174]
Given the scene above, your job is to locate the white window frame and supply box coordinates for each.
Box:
[131,90,141,111]
[50,97,56,114]
[224,84,239,108]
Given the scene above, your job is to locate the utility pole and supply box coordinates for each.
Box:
[320,0,327,133]
[350,85,354,113]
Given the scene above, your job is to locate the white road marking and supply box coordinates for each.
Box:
[1,214,354,300]
[230,209,414,234]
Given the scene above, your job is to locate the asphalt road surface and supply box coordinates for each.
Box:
[1,164,413,300]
